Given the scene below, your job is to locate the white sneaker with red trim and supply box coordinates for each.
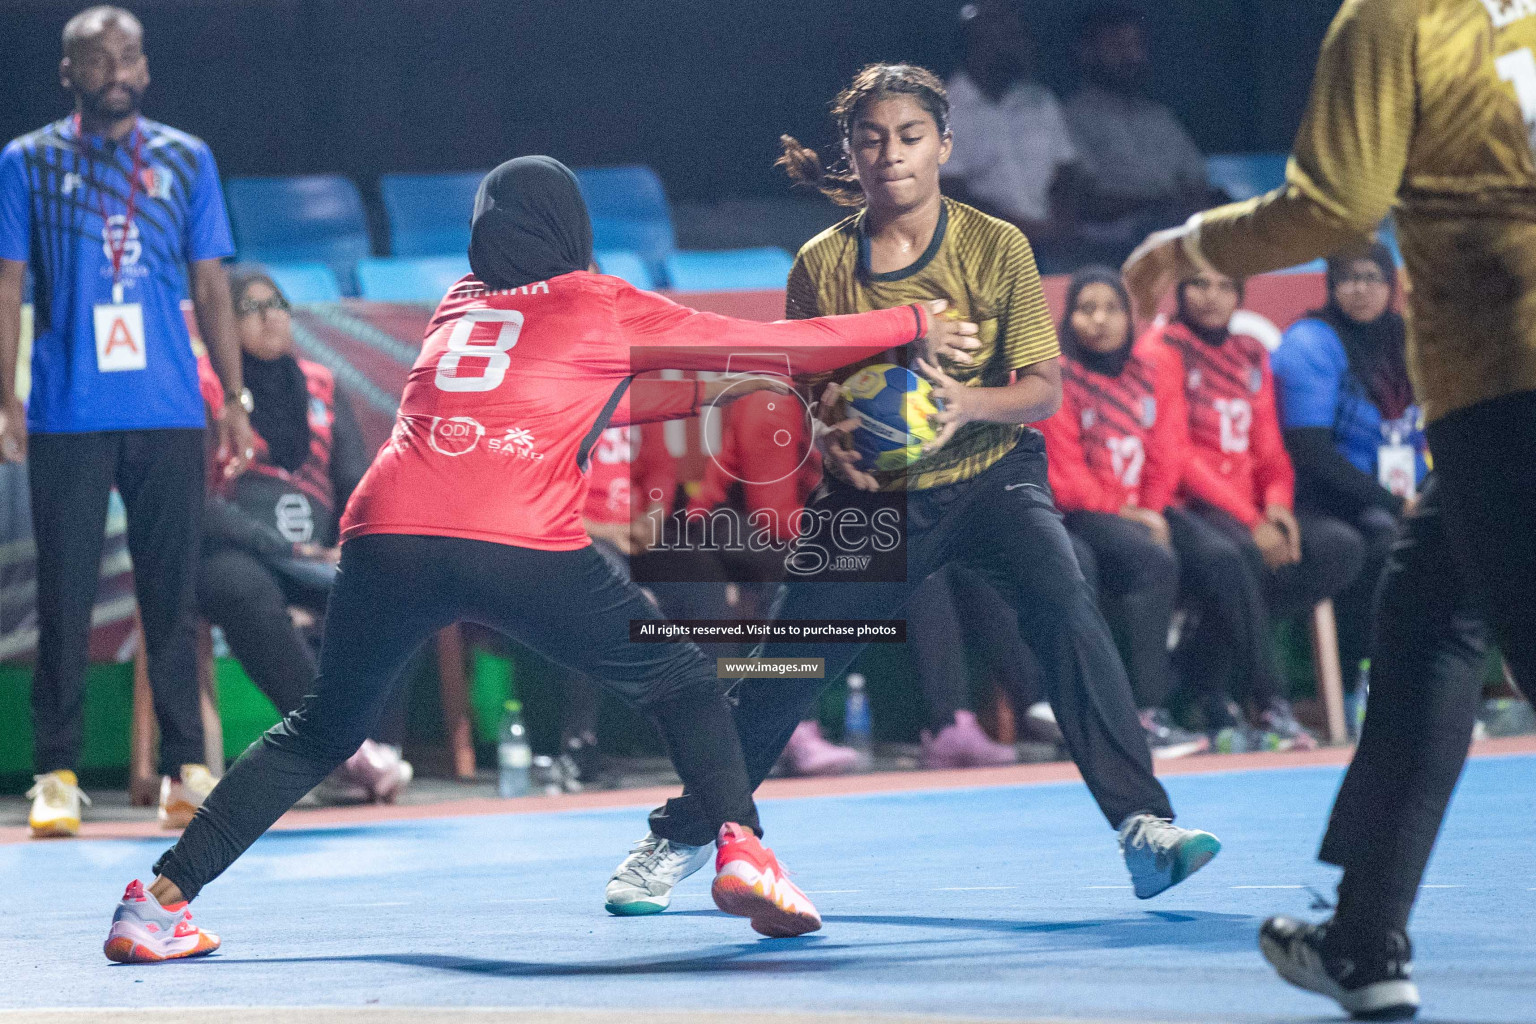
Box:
[710,822,821,937]
[103,880,220,963]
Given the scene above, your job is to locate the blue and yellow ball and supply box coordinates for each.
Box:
[840,363,939,472]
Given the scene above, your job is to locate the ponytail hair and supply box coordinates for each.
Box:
[775,63,951,208]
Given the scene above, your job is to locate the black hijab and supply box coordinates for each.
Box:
[469,156,593,290]
[1058,265,1135,376]
[1312,241,1413,420]
[230,266,311,473]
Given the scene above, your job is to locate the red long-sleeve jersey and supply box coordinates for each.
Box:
[1150,320,1294,527]
[687,391,821,543]
[1041,337,1187,514]
[584,423,677,526]
[340,272,927,550]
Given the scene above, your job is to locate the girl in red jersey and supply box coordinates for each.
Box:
[103,156,977,961]
[1041,266,1207,758]
[1148,269,1363,749]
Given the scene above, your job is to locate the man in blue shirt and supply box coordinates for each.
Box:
[0,5,256,838]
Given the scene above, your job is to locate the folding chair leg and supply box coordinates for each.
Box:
[437,624,476,778]
[1309,599,1347,745]
[129,617,159,806]
[197,624,223,776]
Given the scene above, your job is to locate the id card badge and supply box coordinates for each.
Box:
[93,300,147,373]
[1378,442,1416,500]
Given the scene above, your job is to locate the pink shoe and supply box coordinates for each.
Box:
[317,740,414,804]
[921,710,1019,769]
[778,721,860,777]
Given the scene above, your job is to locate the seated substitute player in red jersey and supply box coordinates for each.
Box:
[1040,266,1208,759]
[1145,269,1362,749]
[101,156,980,962]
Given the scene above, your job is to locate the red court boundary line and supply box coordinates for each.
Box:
[5,735,1533,846]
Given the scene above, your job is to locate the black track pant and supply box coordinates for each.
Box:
[1065,511,1180,710]
[29,430,205,776]
[1322,389,1536,938]
[1166,505,1363,709]
[648,442,1173,847]
[154,533,759,901]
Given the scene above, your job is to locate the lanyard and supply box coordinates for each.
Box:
[75,114,144,305]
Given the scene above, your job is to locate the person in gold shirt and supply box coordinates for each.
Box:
[603,63,1221,921]
[1124,0,1536,1017]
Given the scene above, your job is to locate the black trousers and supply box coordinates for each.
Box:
[905,565,1044,733]
[195,548,404,746]
[1322,389,1536,937]
[1324,505,1399,679]
[1065,511,1180,710]
[1166,504,1363,709]
[29,430,205,776]
[649,442,1173,847]
[154,534,759,901]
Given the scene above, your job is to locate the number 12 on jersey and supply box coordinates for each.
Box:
[434,309,524,393]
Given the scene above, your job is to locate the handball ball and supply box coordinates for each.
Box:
[841,363,939,472]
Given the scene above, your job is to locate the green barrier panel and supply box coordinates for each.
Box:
[0,663,134,775]
[213,658,282,759]
[469,648,515,744]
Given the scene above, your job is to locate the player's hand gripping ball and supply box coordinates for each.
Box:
[839,363,940,472]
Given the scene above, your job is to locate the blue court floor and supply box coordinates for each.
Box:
[3,754,1532,1023]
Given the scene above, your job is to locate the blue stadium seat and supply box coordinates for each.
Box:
[663,247,794,292]
[264,262,343,304]
[356,255,471,302]
[593,249,657,290]
[225,175,372,292]
[1205,153,1289,202]
[380,171,486,258]
[574,166,677,276]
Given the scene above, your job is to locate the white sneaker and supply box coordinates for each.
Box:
[103,879,220,963]
[604,831,713,915]
[27,769,90,838]
[1118,813,1222,899]
[159,764,218,830]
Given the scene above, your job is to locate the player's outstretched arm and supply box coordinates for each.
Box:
[1125,0,1415,313]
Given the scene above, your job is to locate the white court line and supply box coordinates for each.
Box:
[1421,885,1463,889]
[1232,885,1305,889]
[334,901,410,908]
[936,886,1020,891]
[1085,885,1133,889]
[485,897,562,904]
[802,889,864,894]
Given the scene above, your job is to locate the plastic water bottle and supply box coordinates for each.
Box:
[497,700,532,798]
[1344,662,1369,741]
[844,673,872,767]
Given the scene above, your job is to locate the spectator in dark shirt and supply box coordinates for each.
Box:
[197,268,411,804]
[1063,5,1221,261]
[1271,241,1426,710]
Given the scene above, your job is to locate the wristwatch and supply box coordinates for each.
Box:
[232,387,254,414]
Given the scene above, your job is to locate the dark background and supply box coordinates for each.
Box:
[0,0,1338,202]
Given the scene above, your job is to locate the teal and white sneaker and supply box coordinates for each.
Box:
[604,832,713,915]
[1118,813,1222,898]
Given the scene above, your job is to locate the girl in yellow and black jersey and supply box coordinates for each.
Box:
[630,65,1220,899]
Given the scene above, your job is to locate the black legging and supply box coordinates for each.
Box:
[1065,511,1180,710]
[648,441,1173,847]
[1166,504,1363,709]
[196,547,405,746]
[1325,505,1399,681]
[154,533,759,901]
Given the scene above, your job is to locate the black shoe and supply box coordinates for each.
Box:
[1260,916,1420,1020]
